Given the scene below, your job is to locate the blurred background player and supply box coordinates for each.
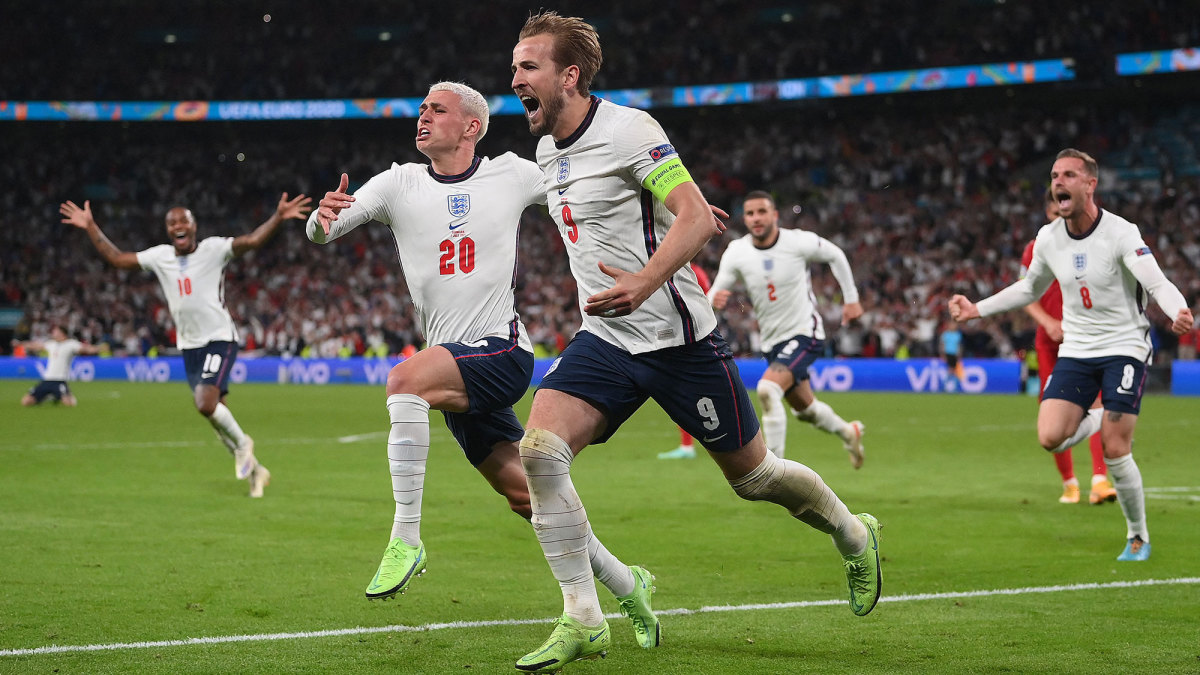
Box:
[708,190,865,465]
[938,319,964,392]
[949,148,1193,562]
[59,193,311,497]
[307,82,648,619]
[14,324,104,407]
[659,260,711,459]
[1023,188,1113,505]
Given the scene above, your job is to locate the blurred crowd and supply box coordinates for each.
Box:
[4,0,1197,100]
[6,90,1199,362]
[5,2,1199,362]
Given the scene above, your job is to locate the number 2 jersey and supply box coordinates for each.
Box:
[137,237,238,349]
[977,209,1187,362]
[306,153,541,351]
[708,229,859,351]
[535,96,716,354]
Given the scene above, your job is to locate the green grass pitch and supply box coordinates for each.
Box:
[1,380,1198,673]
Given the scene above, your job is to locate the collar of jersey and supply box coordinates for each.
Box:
[428,156,482,184]
[1064,208,1104,240]
[554,96,602,150]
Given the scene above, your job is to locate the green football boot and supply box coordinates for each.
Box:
[843,513,882,616]
[365,538,426,600]
[616,565,660,648]
[515,615,610,673]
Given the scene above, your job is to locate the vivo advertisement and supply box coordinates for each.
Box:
[1,356,1029,394]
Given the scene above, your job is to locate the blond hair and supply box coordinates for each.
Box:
[428,81,490,142]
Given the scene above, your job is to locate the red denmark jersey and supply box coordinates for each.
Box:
[690,262,712,294]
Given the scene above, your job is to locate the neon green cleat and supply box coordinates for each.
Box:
[515,615,610,673]
[365,538,426,600]
[843,513,882,616]
[616,565,660,648]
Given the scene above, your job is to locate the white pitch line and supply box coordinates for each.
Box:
[2,577,1197,658]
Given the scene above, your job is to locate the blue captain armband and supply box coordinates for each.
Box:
[642,158,693,201]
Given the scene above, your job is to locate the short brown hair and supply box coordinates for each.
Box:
[743,190,775,207]
[1055,148,1099,177]
[520,11,603,96]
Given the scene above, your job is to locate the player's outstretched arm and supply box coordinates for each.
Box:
[232,192,312,256]
[308,173,361,244]
[60,200,140,269]
[948,295,981,323]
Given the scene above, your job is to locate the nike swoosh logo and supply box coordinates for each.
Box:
[449,222,467,230]
[1116,387,1133,395]
[558,188,568,195]
[702,433,728,443]
[1074,274,1085,280]
[589,628,608,642]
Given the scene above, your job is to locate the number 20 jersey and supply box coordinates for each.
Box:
[307,153,542,350]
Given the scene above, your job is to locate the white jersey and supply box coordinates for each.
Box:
[977,210,1185,361]
[42,339,82,380]
[536,97,716,354]
[307,153,541,351]
[709,229,859,351]
[137,237,238,350]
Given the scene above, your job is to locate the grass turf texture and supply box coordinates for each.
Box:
[1,381,1198,673]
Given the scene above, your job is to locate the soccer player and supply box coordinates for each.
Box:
[1023,188,1113,505]
[659,260,711,460]
[949,148,1193,562]
[14,324,103,407]
[306,82,654,629]
[708,190,865,464]
[511,12,881,672]
[59,192,311,498]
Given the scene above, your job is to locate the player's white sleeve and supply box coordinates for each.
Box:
[1127,254,1188,318]
[706,249,740,303]
[810,236,860,305]
[515,155,548,207]
[307,165,399,244]
[976,251,1054,318]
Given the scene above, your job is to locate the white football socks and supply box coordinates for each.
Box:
[519,428,605,626]
[757,380,787,458]
[729,451,867,556]
[386,393,431,547]
[208,402,247,450]
[796,398,853,440]
[1105,453,1148,541]
[1052,407,1102,454]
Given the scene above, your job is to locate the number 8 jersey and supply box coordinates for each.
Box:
[980,210,1186,362]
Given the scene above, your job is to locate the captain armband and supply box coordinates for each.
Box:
[642,158,693,202]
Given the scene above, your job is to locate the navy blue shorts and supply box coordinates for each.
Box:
[29,380,69,403]
[440,336,534,465]
[183,341,238,395]
[1043,355,1147,415]
[764,334,824,384]
[538,330,759,452]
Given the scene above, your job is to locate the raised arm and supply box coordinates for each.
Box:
[231,192,312,257]
[60,200,140,270]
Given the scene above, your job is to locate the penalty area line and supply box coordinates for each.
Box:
[2,577,1198,657]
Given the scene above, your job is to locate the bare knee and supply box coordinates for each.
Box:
[1036,429,1061,452]
[385,365,413,396]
